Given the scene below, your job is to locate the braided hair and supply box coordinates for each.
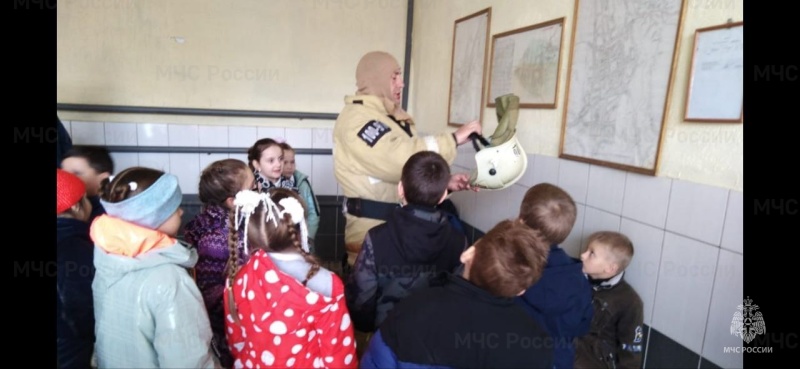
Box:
[225,188,320,324]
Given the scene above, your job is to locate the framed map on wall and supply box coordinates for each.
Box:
[447,7,491,127]
[487,17,565,109]
[684,22,743,123]
[560,0,686,175]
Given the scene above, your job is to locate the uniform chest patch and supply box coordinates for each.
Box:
[358,120,391,147]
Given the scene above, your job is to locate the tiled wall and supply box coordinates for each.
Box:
[65,119,349,265]
[64,120,341,197]
[449,145,744,369]
[63,120,743,368]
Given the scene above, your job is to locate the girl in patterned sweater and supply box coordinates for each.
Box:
[224,188,357,369]
[184,159,255,368]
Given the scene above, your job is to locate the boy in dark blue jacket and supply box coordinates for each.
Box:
[515,183,594,369]
[361,219,553,368]
[56,169,96,368]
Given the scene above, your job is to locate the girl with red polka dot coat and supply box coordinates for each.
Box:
[224,188,358,369]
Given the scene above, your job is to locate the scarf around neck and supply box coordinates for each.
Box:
[254,170,294,192]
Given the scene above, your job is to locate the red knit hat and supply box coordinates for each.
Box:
[57,169,86,214]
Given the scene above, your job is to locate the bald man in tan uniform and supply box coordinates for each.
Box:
[334,51,481,267]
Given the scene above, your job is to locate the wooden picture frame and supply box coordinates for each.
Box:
[447,7,491,127]
[683,22,743,123]
[559,0,687,175]
[487,17,565,109]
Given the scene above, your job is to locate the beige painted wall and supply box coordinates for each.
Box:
[57,0,407,115]
[57,0,743,191]
[409,0,743,191]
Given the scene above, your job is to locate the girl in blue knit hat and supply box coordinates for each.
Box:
[90,166,216,368]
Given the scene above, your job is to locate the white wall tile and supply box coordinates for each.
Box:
[652,233,719,353]
[472,189,507,232]
[530,154,560,187]
[620,219,665,326]
[104,122,137,146]
[285,128,313,148]
[702,250,744,369]
[312,128,334,149]
[198,126,229,147]
[515,154,537,188]
[562,203,585,258]
[168,124,199,147]
[586,165,627,214]
[622,172,672,228]
[311,155,337,196]
[198,154,231,172]
[229,126,258,148]
[138,153,170,172]
[229,153,249,165]
[666,180,729,246]
[293,154,313,178]
[720,191,743,254]
[580,207,621,252]
[558,159,590,204]
[137,123,169,146]
[109,153,139,174]
[169,154,200,195]
[498,184,526,221]
[71,121,105,145]
[61,120,71,137]
[257,127,286,142]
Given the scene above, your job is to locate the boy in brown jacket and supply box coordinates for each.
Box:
[575,231,645,369]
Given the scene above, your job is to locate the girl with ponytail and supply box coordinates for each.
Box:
[224,188,357,369]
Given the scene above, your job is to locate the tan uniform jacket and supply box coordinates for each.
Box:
[333,95,457,264]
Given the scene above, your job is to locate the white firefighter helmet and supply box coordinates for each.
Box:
[468,134,527,190]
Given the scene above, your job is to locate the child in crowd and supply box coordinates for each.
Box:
[61,145,114,220]
[361,219,553,368]
[183,159,256,368]
[91,167,215,368]
[575,231,644,369]
[248,138,293,192]
[346,151,467,333]
[57,116,72,167]
[56,169,95,369]
[515,183,594,369]
[280,142,321,251]
[224,188,357,369]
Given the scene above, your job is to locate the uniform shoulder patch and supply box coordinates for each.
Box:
[357,120,391,147]
[633,325,643,343]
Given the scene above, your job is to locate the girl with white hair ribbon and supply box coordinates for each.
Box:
[223,188,358,369]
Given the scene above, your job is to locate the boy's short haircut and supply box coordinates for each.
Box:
[401,151,451,207]
[470,220,549,297]
[63,145,114,175]
[586,231,634,270]
[518,183,576,244]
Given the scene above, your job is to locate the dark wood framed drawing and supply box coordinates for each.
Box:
[447,7,491,127]
[559,0,687,175]
[487,17,565,109]
[684,21,743,123]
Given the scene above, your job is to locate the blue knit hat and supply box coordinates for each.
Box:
[100,173,182,229]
